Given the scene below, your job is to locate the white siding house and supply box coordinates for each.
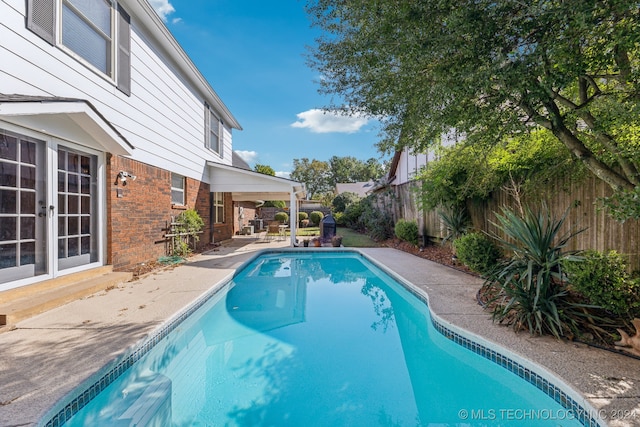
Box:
[0,0,304,292]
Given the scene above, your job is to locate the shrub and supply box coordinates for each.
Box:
[564,250,640,317]
[332,192,361,213]
[439,207,470,245]
[343,201,365,230]
[263,200,286,208]
[274,211,289,223]
[175,209,204,242]
[360,197,394,241]
[333,211,345,226]
[364,208,394,241]
[341,196,393,240]
[483,205,584,338]
[394,219,419,246]
[298,212,309,222]
[310,211,324,226]
[173,209,204,256]
[453,233,501,275]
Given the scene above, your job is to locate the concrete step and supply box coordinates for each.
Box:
[0,268,133,327]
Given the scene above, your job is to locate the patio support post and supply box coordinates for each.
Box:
[289,190,297,247]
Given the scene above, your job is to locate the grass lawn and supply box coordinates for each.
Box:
[336,226,381,247]
[290,226,320,237]
[287,225,380,247]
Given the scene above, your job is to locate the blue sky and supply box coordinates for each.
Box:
[149,0,388,178]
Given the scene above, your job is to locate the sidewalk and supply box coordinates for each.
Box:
[0,238,638,426]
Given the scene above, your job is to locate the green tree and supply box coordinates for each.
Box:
[332,191,361,212]
[361,157,385,181]
[416,129,584,210]
[292,156,384,200]
[329,156,384,184]
[315,191,335,207]
[290,158,331,199]
[329,156,361,184]
[254,164,275,176]
[307,0,640,217]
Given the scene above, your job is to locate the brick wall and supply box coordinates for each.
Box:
[107,155,212,271]
[234,201,258,234]
[211,193,234,242]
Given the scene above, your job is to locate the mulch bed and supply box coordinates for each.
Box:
[382,238,476,276]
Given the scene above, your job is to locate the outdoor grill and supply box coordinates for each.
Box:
[320,214,336,241]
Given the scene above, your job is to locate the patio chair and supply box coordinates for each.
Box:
[264,221,281,241]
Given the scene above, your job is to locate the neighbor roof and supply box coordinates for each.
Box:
[335,181,375,198]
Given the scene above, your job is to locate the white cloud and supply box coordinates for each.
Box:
[290,109,369,134]
[235,150,259,164]
[149,0,175,22]
[276,171,291,179]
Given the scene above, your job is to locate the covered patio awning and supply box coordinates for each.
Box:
[0,94,134,156]
[208,161,306,246]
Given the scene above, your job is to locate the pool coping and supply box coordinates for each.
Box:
[357,249,605,427]
[39,248,605,427]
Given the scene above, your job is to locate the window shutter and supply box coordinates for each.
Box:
[204,103,211,149]
[116,4,131,96]
[218,121,224,158]
[27,0,56,45]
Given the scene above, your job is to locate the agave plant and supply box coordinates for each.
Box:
[438,206,470,246]
[484,204,586,338]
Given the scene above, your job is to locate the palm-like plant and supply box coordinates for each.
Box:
[438,206,470,245]
[484,205,585,338]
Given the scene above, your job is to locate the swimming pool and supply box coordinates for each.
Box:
[44,251,600,426]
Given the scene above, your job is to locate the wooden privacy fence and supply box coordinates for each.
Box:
[378,176,640,271]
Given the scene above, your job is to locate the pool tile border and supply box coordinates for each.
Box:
[41,249,604,427]
[39,277,233,427]
[430,315,602,426]
[358,250,605,427]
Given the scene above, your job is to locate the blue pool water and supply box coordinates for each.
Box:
[61,252,588,426]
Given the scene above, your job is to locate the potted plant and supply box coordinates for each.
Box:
[303,239,310,247]
[313,238,322,247]
[331,235,343,247]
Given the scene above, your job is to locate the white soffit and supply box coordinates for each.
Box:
[0,100,133,156]
[208,162,306,201]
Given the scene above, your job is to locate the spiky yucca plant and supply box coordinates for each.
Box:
[484,205,586,338]
[438,207,470,245]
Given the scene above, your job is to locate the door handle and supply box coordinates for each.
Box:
[38,205,55,217]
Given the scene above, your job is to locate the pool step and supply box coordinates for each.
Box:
[115,374,172,426]
[0,266,133,328]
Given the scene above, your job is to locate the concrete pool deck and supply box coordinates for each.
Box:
[0,237,638,426]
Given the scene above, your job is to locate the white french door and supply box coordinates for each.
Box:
[0,127,102,289]
[56,146,99,270]
[0,130,47,284]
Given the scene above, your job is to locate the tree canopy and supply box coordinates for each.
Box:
[306,0,640,205]
[328,155,384,184]
[417,129,584,210]
[290,156,384,199]
[254,164,276,176]
[290,158,332,199]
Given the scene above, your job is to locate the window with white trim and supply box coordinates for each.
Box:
[27,0,131,95]
[213,192,224,223]
[205,105,223,155]
[171,173,185,206]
